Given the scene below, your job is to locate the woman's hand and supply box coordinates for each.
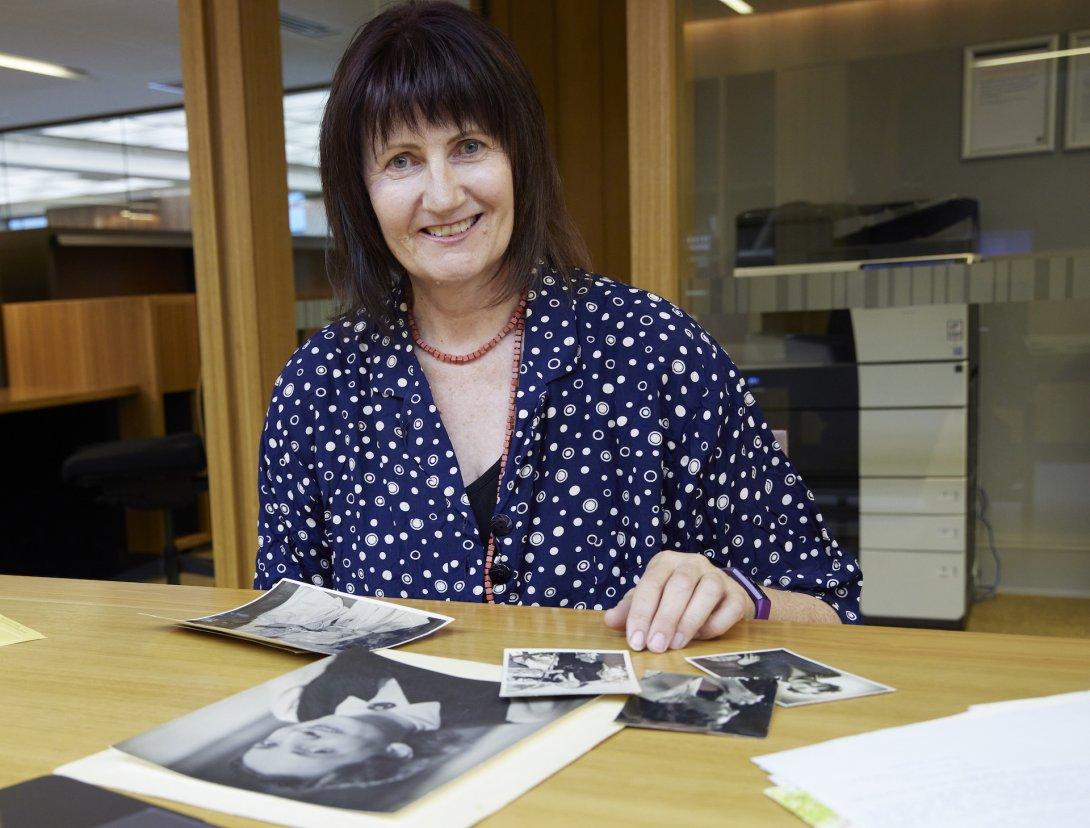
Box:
[603,550,751,652]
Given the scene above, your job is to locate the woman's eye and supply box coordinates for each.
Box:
[388,154,410,171]
[461,139,482,155]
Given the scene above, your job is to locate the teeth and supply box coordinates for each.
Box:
[424,215,476,237]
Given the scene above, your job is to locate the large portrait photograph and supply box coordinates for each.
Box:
[181,579,452,655]
[116,649,586,813]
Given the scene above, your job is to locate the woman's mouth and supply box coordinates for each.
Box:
[421,214,481,240]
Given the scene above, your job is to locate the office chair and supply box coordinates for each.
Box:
[61,431,211,584]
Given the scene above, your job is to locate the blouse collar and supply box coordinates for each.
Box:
[361,270,582,402]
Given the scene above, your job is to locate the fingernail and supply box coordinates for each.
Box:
[649,632,666,653]
[670,632,685,650]
[629,630,645,651]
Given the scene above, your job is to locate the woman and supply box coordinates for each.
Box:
[236,648,568,803]
[239,648,558,787]
[256,1,862,654]
[695,652,840,698]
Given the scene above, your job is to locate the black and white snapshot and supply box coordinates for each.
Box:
[116,648,585,813]
[687,648,894,707]
[500,648,640,697]
[182,579,452,655]
[616,671,778,738]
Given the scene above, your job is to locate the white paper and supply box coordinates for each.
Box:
[56,650,624,828]
[753,691,1090,828]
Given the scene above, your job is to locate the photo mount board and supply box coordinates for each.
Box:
[54,649,625,828]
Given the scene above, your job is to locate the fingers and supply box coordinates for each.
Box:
[642,565,702,653]
[695,589,746,640]
[623,558,672,651]
[602,588,634,630]
[670,573,728,650]
[601,552,745,651]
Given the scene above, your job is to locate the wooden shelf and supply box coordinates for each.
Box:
[0,384,139,415]
[51,228,329,250]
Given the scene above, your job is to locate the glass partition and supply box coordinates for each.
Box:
[680,0,1090,613]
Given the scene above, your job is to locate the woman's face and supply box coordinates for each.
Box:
[365,121,514,290]
[784,675,838,696]
[241,715,389,780]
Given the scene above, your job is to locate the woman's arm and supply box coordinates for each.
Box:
[254,360,334,590]
[604,342,860,650]
[764,586,839,623]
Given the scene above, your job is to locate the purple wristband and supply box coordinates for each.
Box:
[726,567,771,620]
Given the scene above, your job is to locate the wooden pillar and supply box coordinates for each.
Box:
[626,0,680,304]
[178,0,298,588]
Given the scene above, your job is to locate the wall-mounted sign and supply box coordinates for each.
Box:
[962,36,1059,159]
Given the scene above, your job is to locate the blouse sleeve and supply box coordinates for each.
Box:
[254,365,334,590]
[672,350,863,623]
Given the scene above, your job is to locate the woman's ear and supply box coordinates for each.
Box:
[385,742,413,760]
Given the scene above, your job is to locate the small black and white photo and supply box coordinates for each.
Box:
[687,648,894,708]
[116,648,586,813]
[181,579,452,655]
[500,648,640,697]
[616,671,778,738]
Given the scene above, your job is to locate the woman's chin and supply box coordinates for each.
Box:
[410,264,498,289]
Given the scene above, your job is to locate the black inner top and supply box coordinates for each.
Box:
[466,457,502,548]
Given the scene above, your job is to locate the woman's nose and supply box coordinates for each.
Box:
[421,162,465,215]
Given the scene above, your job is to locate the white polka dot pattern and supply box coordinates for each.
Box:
[255,271,862,622]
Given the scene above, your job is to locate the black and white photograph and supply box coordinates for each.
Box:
[616,671,778,738]
[500,648,640,697]
[116,648,586,813]
[181,579,452,655]
[687,648,894,708]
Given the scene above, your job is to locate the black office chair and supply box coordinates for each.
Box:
[61,432,212,584]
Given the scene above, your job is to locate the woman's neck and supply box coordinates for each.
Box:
[407,273,521,352]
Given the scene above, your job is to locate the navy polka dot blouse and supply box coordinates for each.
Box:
[256,271,862,623]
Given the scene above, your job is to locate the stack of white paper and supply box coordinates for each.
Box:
[754,690,1090,828]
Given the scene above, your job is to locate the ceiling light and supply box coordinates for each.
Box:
[0,51,87,80]
[719,0,754,14]
[279,12,340,39]
[973,45,1090,69]
[147,81,183,95]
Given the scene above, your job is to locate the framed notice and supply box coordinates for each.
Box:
[1066,30,1090,150]
[962,36,1059,159]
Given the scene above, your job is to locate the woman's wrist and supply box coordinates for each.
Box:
[723,566,770,620]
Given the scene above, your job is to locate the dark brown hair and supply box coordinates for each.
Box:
[319,0,590,328]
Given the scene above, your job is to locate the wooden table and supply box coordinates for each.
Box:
[2,576,1088,826]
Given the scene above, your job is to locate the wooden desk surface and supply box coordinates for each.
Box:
[0,384,139,414]
[2,576,1088,827]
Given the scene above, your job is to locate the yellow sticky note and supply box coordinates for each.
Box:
[765,786,845,828]
[0,613,44,647]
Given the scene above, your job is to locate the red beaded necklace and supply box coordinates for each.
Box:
[406,290,527,604]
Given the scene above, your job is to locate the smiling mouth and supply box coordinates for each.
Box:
[421,214,481,239]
